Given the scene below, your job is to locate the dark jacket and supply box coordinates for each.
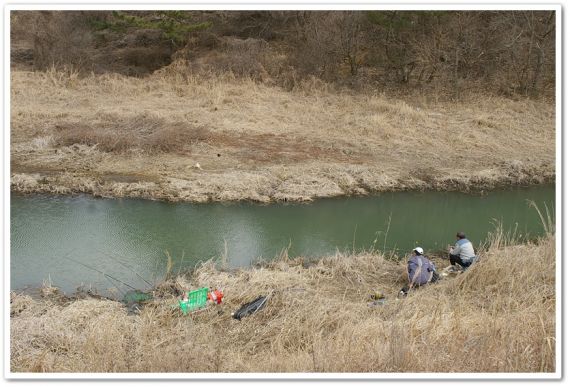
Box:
[407,254,436,286]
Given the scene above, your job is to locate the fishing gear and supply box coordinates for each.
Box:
[59,255,138,294]
[93,247,154,287]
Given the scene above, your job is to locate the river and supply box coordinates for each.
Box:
[10,184,555,295]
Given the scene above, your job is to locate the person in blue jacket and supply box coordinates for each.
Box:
[400,247,438,296]
[448,231,478,269]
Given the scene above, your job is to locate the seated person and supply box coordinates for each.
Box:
[400,247,438,296]
[449,231,478,269]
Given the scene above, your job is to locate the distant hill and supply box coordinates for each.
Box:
[10,10,556,100]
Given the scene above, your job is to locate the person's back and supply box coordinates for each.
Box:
[407,249,436,286]
[452,238,475,261]
[449,231,477,268]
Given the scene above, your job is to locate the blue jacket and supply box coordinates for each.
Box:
[407,255,436,286]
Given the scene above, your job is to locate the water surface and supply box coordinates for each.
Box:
[10,185,554,295]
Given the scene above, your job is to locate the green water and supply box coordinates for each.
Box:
[10,185,555,295]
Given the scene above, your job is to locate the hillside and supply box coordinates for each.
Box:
[10,10,556,203]
[10,67,555,202]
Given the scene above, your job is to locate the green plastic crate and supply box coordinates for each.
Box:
[178,287,208,315]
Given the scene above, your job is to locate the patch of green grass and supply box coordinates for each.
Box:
[107,11,212,45]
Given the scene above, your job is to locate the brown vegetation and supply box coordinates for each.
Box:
[53,113,211,154]
[10,67,555,202]
[9,10,556,203]
[11,10,555,99]
[10,230,555,373]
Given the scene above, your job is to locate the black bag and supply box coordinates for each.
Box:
[232,296,268,320]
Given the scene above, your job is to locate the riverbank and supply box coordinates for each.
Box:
[10,68,555,203]
[10,232,555,373]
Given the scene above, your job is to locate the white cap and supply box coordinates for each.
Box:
[414,247,424,255]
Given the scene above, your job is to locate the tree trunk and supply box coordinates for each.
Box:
[530,44,544,97]
[524,12,536,96]
[454,45,460,100]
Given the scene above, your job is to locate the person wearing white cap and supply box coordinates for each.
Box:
[400,246,439,296]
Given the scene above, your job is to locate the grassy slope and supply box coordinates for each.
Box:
[10,66,555,202]
[10,232,555,373]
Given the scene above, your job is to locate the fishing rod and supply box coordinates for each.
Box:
[60,254,138,293]
[60,253,127,299]
[93,247,154,288]
[81,229,155,288]
[91,274,128,300]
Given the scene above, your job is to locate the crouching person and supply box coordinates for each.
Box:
[399,247,438,296]
[449,231,478,269]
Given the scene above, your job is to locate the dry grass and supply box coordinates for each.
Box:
[10,65,555,202]
[10,229,556,373]
[53,113,211,154]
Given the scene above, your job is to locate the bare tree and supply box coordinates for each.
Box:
[291,11,364,81]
